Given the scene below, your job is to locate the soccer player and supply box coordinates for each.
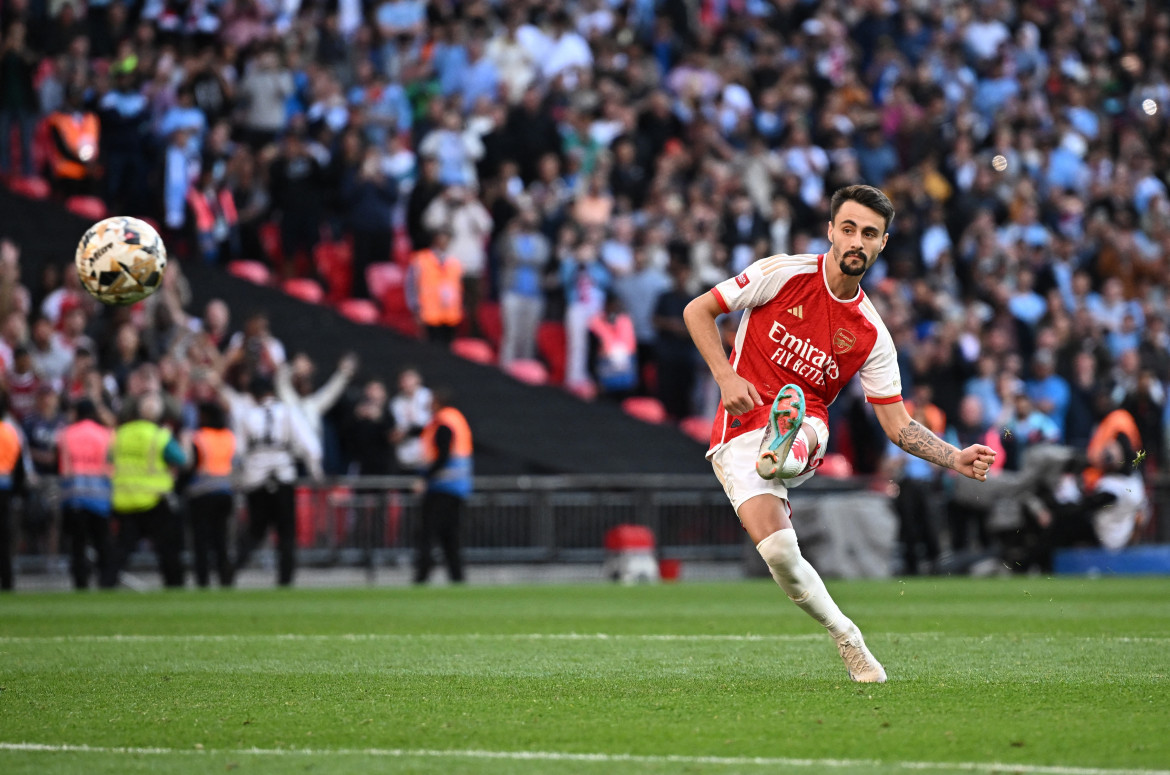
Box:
[684,185,996,682]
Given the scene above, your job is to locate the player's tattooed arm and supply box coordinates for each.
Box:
[896,420,957,469]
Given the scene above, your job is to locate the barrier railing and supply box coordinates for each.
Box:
[11,474,872,576]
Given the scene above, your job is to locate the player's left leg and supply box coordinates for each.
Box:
[756,385,821,480]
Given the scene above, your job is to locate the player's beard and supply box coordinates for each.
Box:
[836,246,869,277]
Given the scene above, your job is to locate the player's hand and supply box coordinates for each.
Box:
[955,444,996,482]
[717,374,764,416]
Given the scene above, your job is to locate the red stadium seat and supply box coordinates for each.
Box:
[450,337,495,364]
[65,195,107,221]
[314,240,353,303]
[392,227,413,266]
[476,301,502,348]
[505,358,548,385]
[337,298,381,325]
[227,260,272,285]
[536,321,567,385]
[258,221,283,266]
[366,262,404,301]
[818,453,855,479]
[282,277,325,304]
[621,396,667,425]
[679,415,712,445]
[565,379,597,402]
[8,176,50,200]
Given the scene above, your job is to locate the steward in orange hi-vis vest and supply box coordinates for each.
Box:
[410,248,463,327]
[187,402,237,588]
[420,405,473,497]
[414,389,472,585]
[48,88,100,182]
[0,393,28,591]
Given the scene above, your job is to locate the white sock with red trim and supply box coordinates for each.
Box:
[756,528,852,639]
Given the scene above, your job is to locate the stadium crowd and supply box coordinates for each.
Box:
[0,0,1168,578]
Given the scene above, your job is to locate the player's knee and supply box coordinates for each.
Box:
[756,528,805,594]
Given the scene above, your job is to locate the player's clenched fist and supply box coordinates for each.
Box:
[956,445,997,482]
[717,374,765,416]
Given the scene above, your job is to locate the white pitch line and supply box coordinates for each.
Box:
[0,633,837,644]
[0,742,1166,775]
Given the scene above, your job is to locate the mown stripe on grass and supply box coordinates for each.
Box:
[1,742,1166,775]
[1,633,1167,645]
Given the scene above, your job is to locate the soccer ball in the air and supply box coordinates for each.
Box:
[75,216,168,306]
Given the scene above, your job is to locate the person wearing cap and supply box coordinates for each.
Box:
[106,392,188,589]
[58,398,113,589]
[235,375,322,587]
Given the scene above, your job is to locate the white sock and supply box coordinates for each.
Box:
[756,528,852,639]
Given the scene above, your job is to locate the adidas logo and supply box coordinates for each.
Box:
[787,305,804,319]
[730,419,742,429]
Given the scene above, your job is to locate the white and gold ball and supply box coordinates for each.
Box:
[75,216,167,306]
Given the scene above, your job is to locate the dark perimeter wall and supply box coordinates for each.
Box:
[0,189,711,475]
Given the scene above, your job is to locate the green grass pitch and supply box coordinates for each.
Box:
[2,577,1169,774]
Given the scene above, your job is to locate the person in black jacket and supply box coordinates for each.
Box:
[0,21,38,178]
[269,130,326,276]
[343,148,398,299]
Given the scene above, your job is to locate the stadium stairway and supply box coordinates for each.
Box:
[1,188,710,475]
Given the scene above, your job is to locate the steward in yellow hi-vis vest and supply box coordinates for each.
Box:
[0,392,28,591]
[107,393,187,589]
[413,388,472,585]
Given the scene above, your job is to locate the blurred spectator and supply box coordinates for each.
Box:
[889,393,946,576]
[413,386,471,585]
[28,315,73,382]
[653,259,697,420]
[0,392,26,591]
[22,384,64,475]
[390,366,432,472]
[46,84,100,197]
[406,227,462,346]
[225,311,285,379]
[589,294,638,401]
[235,375,321,587]
[185,401,236,588]
[0,21,39,178]
[236,46,293,149]
[424,183,492,334]
[269,129,326,276]
[497,205,549,366]
[107,392,187,589]
[276,352,356,458]
[343,147,398,300]
[58,398,112,590]
[561,237,609,387]
[187,165,240,264]
[1026,350,1070,440]
[344,378,397,478]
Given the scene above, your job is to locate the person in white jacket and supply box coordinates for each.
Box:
[275,352,358,464]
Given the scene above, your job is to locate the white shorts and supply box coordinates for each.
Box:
[707,416,829,515]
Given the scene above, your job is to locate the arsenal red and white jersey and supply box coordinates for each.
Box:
[707,253,902,453]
